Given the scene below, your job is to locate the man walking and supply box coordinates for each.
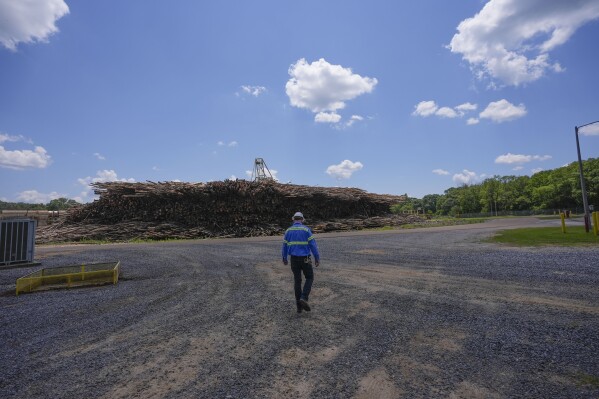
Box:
[282,212,320,313]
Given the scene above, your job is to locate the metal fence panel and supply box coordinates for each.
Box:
[0,219,36,265]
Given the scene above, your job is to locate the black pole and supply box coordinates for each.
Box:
[575,126,590,232]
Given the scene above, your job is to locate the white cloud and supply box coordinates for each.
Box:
[240,85,266,97]
[413,100,477,123]
[94,152,106,160]
[77,170,135,201]
[412,101,438,117]
[455,102,477,113]
[78,169,135,186]
[331,114,367,130]
[579,123,599,136]
[415,99,524,124]
[531,167,544,174]
[345,115,364,128]
[217,140,238,147]
[453,169,479,185]
[435,107,459,118]
[0,145,52,169]
[533,155,551,161]
[479,99,527,123]
[326,160,363,180]
[16,190,63,204]
[432,169,450,176]
[497,153,530,164]
[513,166,524,171]
[286,58,377,123]
[448,0,599,86]
[0,0,70,51]
[495,153,552,164]
[0,133,27,143]
[315,112,342,123]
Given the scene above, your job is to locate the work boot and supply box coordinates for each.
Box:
[299,298,311,312]
[296,302,303,313]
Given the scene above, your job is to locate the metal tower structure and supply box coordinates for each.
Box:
[252,158,274,181]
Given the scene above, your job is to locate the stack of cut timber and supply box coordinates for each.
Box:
[37,180,415,243]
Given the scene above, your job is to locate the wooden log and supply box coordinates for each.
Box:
[37,180,410,243]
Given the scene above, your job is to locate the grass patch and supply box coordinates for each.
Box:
[374,225,395,231]
[575,373,599,388]
[487,226,599,247]
[38,239,114,246]
[398,224,420,229]
[38,237,192,246]
[397,218,486,229]
[455,218,487,224]
[536,215,584,220]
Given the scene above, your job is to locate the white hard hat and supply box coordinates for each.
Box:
[293,211,304,220]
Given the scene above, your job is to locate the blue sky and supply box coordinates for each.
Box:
[1,0,599,203]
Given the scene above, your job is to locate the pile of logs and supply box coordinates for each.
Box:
[37,180,417,243]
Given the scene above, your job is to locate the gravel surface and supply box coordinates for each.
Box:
[1,217,598,398]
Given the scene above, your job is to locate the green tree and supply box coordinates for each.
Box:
[47,198,79,210]
[411,157,599,215]
[480,177,501,214]
[0,201,45,211]
[422,194,440,214]
[531,185,556,209]
[458,185,482,214]
[439,187,461,216]
[502,176,530,210]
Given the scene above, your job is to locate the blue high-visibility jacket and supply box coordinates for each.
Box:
[282,222,320,261]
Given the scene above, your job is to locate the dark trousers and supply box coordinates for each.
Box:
[290,256,314,302]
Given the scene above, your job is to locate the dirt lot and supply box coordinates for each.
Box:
[1,217,598,398]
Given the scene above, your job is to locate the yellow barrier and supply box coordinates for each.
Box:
[593,211,598,236]
[16,261,120,295]
[560,212,566,234]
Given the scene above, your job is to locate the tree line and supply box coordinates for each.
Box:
[3,158,599,217]
[393,158,599,216]
[0,197,80,211]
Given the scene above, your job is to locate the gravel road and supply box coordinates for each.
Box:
[1,217,598,398]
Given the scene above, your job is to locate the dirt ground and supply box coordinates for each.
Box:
[1,217,598,398]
